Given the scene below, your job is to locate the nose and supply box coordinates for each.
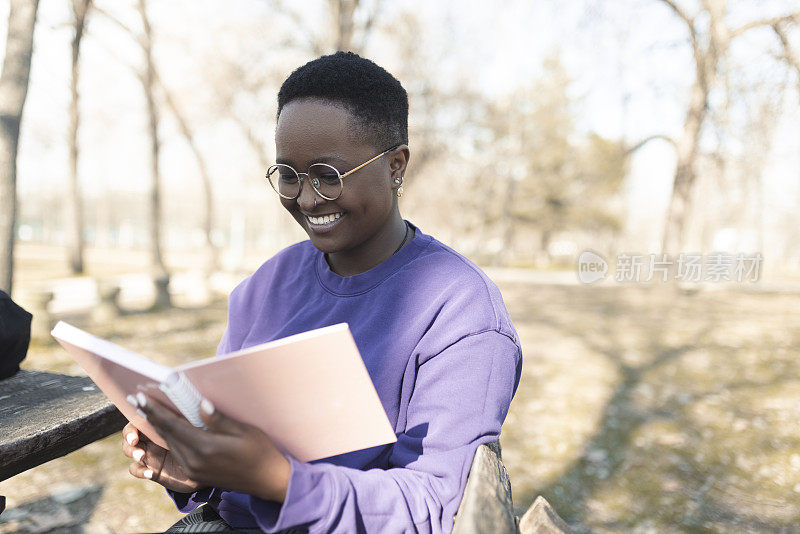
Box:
[295,174,322,211]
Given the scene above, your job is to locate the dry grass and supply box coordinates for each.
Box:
[2,247,799,532]
[501,283,800,533]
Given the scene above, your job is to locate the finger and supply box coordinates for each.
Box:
[122,439,136,459]
[128,461,159,482]
[137,393,204,446]
[132,447,146,464]
[123,421,155,446]
[198,398,248,435]
[134,396,200,471]
[122,423,139,447]
[122,435,151,465]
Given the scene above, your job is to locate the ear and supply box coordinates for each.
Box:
[388,145,410,190]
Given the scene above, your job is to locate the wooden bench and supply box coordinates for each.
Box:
[453,441,572,534]
[0,371,571,532]
[0,370,127,483]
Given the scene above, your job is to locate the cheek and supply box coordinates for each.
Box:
[345,179,392,215]
[372,183,394,213]
[280,198,296,212]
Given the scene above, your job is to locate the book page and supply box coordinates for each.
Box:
[52,321,397,461]
[51,322,181,448]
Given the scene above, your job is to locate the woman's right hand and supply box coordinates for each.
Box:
[121,422,205,494]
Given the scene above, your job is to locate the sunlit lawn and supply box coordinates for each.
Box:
[501,282,800,533]
[2,247,799,533]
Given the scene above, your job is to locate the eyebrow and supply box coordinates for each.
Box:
[276,154,349,166]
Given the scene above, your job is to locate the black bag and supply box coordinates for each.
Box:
[0,290,32,379]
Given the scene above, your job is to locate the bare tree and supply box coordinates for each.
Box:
[773,22,800,97]
[0,0,40,294]
[478,55,626,267]
[93,4,220,286]
[137,0,172,307]
[156,72,219,273]
[197,0,385,252]
[66,0,92,275]
[657,0,799,254]
[267,0,382,54]
[330,0,357,51]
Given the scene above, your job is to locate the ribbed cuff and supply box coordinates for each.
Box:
[166,486,215,513]
[248,455,331,533]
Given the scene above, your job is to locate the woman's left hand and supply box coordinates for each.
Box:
[135,393,291,503]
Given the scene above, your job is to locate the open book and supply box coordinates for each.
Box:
[51,321,397,462]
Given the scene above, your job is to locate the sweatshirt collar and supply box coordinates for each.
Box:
[314,221,431,296]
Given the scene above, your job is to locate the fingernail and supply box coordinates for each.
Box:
[136,408,148,420]
[126,433,137,445]
[136,392,147,407]
[133,449,145,462]
[201,398,215,415]
[126,394,138,408]
[143,469,153,479]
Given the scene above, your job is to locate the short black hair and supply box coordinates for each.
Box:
[277,52,408,150]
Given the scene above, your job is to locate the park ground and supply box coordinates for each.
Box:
[1,245,800,533]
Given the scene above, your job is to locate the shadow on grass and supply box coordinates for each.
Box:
[501,283,800,532]
[0,484,105,533]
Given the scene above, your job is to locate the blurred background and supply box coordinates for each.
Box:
[1,0,799,532]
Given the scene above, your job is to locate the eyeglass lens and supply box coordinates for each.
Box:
[267,163,343,201]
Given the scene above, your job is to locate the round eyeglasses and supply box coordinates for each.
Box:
[266,145,399,201]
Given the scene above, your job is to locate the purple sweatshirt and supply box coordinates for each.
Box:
[168,223,522,533]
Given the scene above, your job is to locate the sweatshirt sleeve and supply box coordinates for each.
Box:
[248,330,523,534]
[166,486,217,513]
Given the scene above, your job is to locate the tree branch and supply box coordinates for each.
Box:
[658,0,698,47]
[624,134,677,156]
[658,0,708,87]
[85,29,142,79]
[266,0,326,55]
[229,111,272,169]
[731,13,799,39]
[773,22,800,97]
[92,5,146,50]
[357,0,383,51]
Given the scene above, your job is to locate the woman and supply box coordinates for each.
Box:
[122,52,522,533]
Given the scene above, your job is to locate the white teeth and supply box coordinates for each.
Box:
[308,213,342,225]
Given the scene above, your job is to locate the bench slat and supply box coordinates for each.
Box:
[452,441,517,534]
[0,370,127,481]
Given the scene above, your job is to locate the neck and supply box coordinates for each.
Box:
[326,213,409,277]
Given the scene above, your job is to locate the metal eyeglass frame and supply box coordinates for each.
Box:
[266,145,400,201]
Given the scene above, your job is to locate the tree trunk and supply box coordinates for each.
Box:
[331,0,358,51]
[157,73,219,273]
[540,228,552,266]
[0,0,40,294]
[659,0,800,259]
[137,0,170,307]
[497,178,517,267]
[660,0,726,255]
[661,78,706,255]
[67,0,91,275]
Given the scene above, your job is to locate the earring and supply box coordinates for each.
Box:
[396,186,404,198]
[393,177,402,184]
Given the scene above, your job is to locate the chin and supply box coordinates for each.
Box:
[302,228,339,253]
[308,237,336,253]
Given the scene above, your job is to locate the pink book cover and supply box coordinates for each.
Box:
[51,321,397,462]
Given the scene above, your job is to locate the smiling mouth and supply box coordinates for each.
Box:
[306,212,342,225]
[304,212,345,234]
